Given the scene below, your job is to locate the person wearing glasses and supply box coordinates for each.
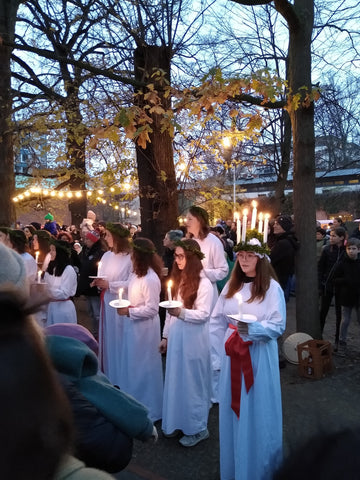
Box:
[159,239,213,447]
[210,235,286,480]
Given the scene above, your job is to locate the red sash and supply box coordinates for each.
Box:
[225,324,254,418]
[99,289,106,371]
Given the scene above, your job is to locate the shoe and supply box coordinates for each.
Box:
[162,429,180,438]
[179,429,209,447]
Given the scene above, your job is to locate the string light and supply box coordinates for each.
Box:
[12,185,138,216]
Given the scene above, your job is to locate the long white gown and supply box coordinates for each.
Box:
[194,232,229,402]
[45,265,78,325]
[111,268,164,422]
[210,279,286,480]
[21,252,37,283]
[161,274,213,436]
[97,250,132,380]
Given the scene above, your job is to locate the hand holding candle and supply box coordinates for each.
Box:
[167,280,173,303]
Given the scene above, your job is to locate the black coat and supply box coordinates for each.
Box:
[76,241,106,296]
[318,244,346,294]
[270,232,299,290]
[333,255,360,307]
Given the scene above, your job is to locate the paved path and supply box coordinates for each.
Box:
[74,296,360,480]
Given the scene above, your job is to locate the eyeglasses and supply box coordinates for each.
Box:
[237,252,257,261]
[174,253,185,260]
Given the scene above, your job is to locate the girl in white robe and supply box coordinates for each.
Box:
[210,237,286,480]
[159,239,213,448]
[115,237,164,422]
[91,223,132,381]
[45,241,77,325]
[186,205,229,403]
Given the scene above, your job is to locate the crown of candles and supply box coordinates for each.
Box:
[234,201,270,245]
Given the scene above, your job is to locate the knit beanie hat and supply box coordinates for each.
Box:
[85,230,100,243]
[45,323,99,356]
[276,215,293,232]
[0,244,27,291]
[44,212,54,221]
[87,210,96,221]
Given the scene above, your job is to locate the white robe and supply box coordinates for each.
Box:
[195,233,229,309]
[97,251,132,381]
[110,268,163,422]
[45,265,78,325]
[21,252,37,283]
[162,274,213,436]
[210,279,286,480]
[194,233,229,402]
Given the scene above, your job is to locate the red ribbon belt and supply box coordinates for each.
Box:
[99,288,106,371]
[225,324,254,418]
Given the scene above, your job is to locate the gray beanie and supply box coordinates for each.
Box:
[0,243,27,291]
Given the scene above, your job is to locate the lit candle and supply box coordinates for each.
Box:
[241,209,248,243]
[250,201,257,230]
[118,288,123,301]
[258,212,264,234]
[235,292,243,320]
[263,214,270,243]
[97,261,102,277]
[236,217,241,245]
[37,270,42,284]
[167,280,173,303]
[35,251,40,264]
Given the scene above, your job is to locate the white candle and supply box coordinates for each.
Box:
[118,288,123,301]
[235,292,243,320]
[241,209,248,243]
[97,261,102,277]
[258,212,264,234]
[236,217,241,245]
[263,214,270,243]
[37,270,42,283]
[35,251,40,264]
[167,280,173,303]
[250,201,257,230]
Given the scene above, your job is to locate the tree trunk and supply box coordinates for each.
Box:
[65,94,87,227]
[287,0,319,337]
[134,45,178,252]
[0,0,21,226]
[274,109,292,212]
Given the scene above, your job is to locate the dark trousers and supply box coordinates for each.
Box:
[319,290,342,341]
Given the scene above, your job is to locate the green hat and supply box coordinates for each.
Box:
[44,213,54,221]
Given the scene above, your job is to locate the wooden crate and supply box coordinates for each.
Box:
[297,339,334,379]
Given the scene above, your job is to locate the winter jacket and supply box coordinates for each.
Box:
[55,456,113,480]
[58,375,133,473]
[46,335,155,442]
[270,232,299,290]
[76,241,106,296]
[333,255,360,307]
[318,244,346,294]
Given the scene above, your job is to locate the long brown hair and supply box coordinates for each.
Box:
[226,255,278,303]
[171,239,203,309]
[131,237,163,279]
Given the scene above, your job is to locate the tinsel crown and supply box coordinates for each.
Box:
[105,222,130,238]
[174,240,205,260]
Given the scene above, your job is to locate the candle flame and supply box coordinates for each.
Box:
[168,280,173,288]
